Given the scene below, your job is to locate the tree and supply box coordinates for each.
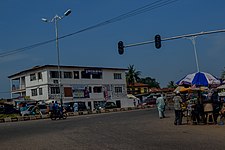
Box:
[167,81,177,88]
[139,77,160,88]
[126,65,141,95]
[126,65,141,85]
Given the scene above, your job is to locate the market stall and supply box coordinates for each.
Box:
[175,71,222,125]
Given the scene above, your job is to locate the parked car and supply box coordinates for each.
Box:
[73,102,87,112]
[37,104,48,114]
[20,105,46,116]
[63,102,88,112]
[95,101,117,110]
[138,94,162,106]
[20,105,35,116]
[0,104,20,114]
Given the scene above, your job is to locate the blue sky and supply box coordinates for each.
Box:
[0,0,225,98]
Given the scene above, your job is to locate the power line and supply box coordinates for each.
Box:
[0,0,179,58]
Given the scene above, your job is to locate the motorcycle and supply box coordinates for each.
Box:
[50,109,67,120]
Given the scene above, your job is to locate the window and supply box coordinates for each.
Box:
[64,71,72,78]
[93,86,102,93]
[114,73,122,79]
[92,72,102,79]
[31,89,37,96]
[115,87,122,93]
[50,71,61,78]
[38,72,42,80]
[74,71,79,79]
[81,71,91,79]
[50,87,60,94]
[53,80,59,84]
[39,88,43,95]
[30,73,36,81]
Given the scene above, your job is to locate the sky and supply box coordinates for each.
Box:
[0,0,225,98]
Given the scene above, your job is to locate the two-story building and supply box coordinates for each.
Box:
[8,65,133,110]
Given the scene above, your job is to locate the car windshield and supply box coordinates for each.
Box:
[27,106,35,111]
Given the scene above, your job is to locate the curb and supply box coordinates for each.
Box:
[0,106,154,123]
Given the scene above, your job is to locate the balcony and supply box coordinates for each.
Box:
[12,84,26,92]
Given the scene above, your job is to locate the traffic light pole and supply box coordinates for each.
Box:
[123,28,225,48]
[119,28,225,72]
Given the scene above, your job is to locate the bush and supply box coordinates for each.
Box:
[0,114,20,119]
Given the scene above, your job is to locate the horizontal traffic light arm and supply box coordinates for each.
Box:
[124,28,225,48]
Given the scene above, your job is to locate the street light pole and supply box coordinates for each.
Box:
[189,36,200,72]
[42,9,71,107]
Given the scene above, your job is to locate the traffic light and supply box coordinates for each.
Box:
[155,34,161,49]
[118,41,124,55]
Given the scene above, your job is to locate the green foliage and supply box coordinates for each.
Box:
[139,77,160,88]
[126,64,141,85]
[167,81,177,88]
[0,114,20,119]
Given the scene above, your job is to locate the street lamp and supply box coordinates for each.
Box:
[186,36,200,72]
[42,9,71,108]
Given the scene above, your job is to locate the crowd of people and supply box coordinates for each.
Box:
[49,101,64,116]
[156,89,225,125]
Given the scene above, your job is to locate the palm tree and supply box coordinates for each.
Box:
[126,65,141,94]
[126,65,141,85]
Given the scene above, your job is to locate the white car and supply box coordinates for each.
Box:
[20,105,36,116]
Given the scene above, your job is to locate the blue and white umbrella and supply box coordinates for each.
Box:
[176,72,221,87]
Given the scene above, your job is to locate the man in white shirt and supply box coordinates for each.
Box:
[156,94,166,119]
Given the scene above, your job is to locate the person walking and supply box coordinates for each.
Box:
[49,101,54,114]
[173,91,183,125]
[156,94,166,119]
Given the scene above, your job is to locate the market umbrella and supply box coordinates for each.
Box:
[176,72,221,87]
[173,86,190,93]
[174,86,209,93]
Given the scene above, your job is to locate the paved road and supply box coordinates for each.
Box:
[0,108,224,150]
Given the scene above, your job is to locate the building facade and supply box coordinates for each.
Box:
[8,65,133,110]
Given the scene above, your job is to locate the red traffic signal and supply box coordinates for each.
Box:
[155,34,161,49]
[118,41,124,55]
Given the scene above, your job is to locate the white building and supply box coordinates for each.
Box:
[8,65,134,110]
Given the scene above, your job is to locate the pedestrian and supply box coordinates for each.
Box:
[49,101,54,114]
[156,94,166,119]
[53,101,59,115]
[173,91,183,125]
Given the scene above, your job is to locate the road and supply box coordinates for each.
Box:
[0,108,224,150]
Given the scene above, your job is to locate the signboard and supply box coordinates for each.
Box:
[72,84,90,98]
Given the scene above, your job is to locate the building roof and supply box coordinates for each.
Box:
[8,65,128,78]
[128,83,149,87]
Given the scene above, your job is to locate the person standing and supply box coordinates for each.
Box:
[173,92,183,125]
[156,94,166,119]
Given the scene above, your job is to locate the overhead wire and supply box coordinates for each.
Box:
[0,0,179,58]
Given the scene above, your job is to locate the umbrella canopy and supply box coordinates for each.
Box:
[174,86,209,93]
[217,84,225,90]
[176,72,221,87]
[174,86,190,93]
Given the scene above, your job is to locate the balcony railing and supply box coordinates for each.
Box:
[12,84,25,91]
